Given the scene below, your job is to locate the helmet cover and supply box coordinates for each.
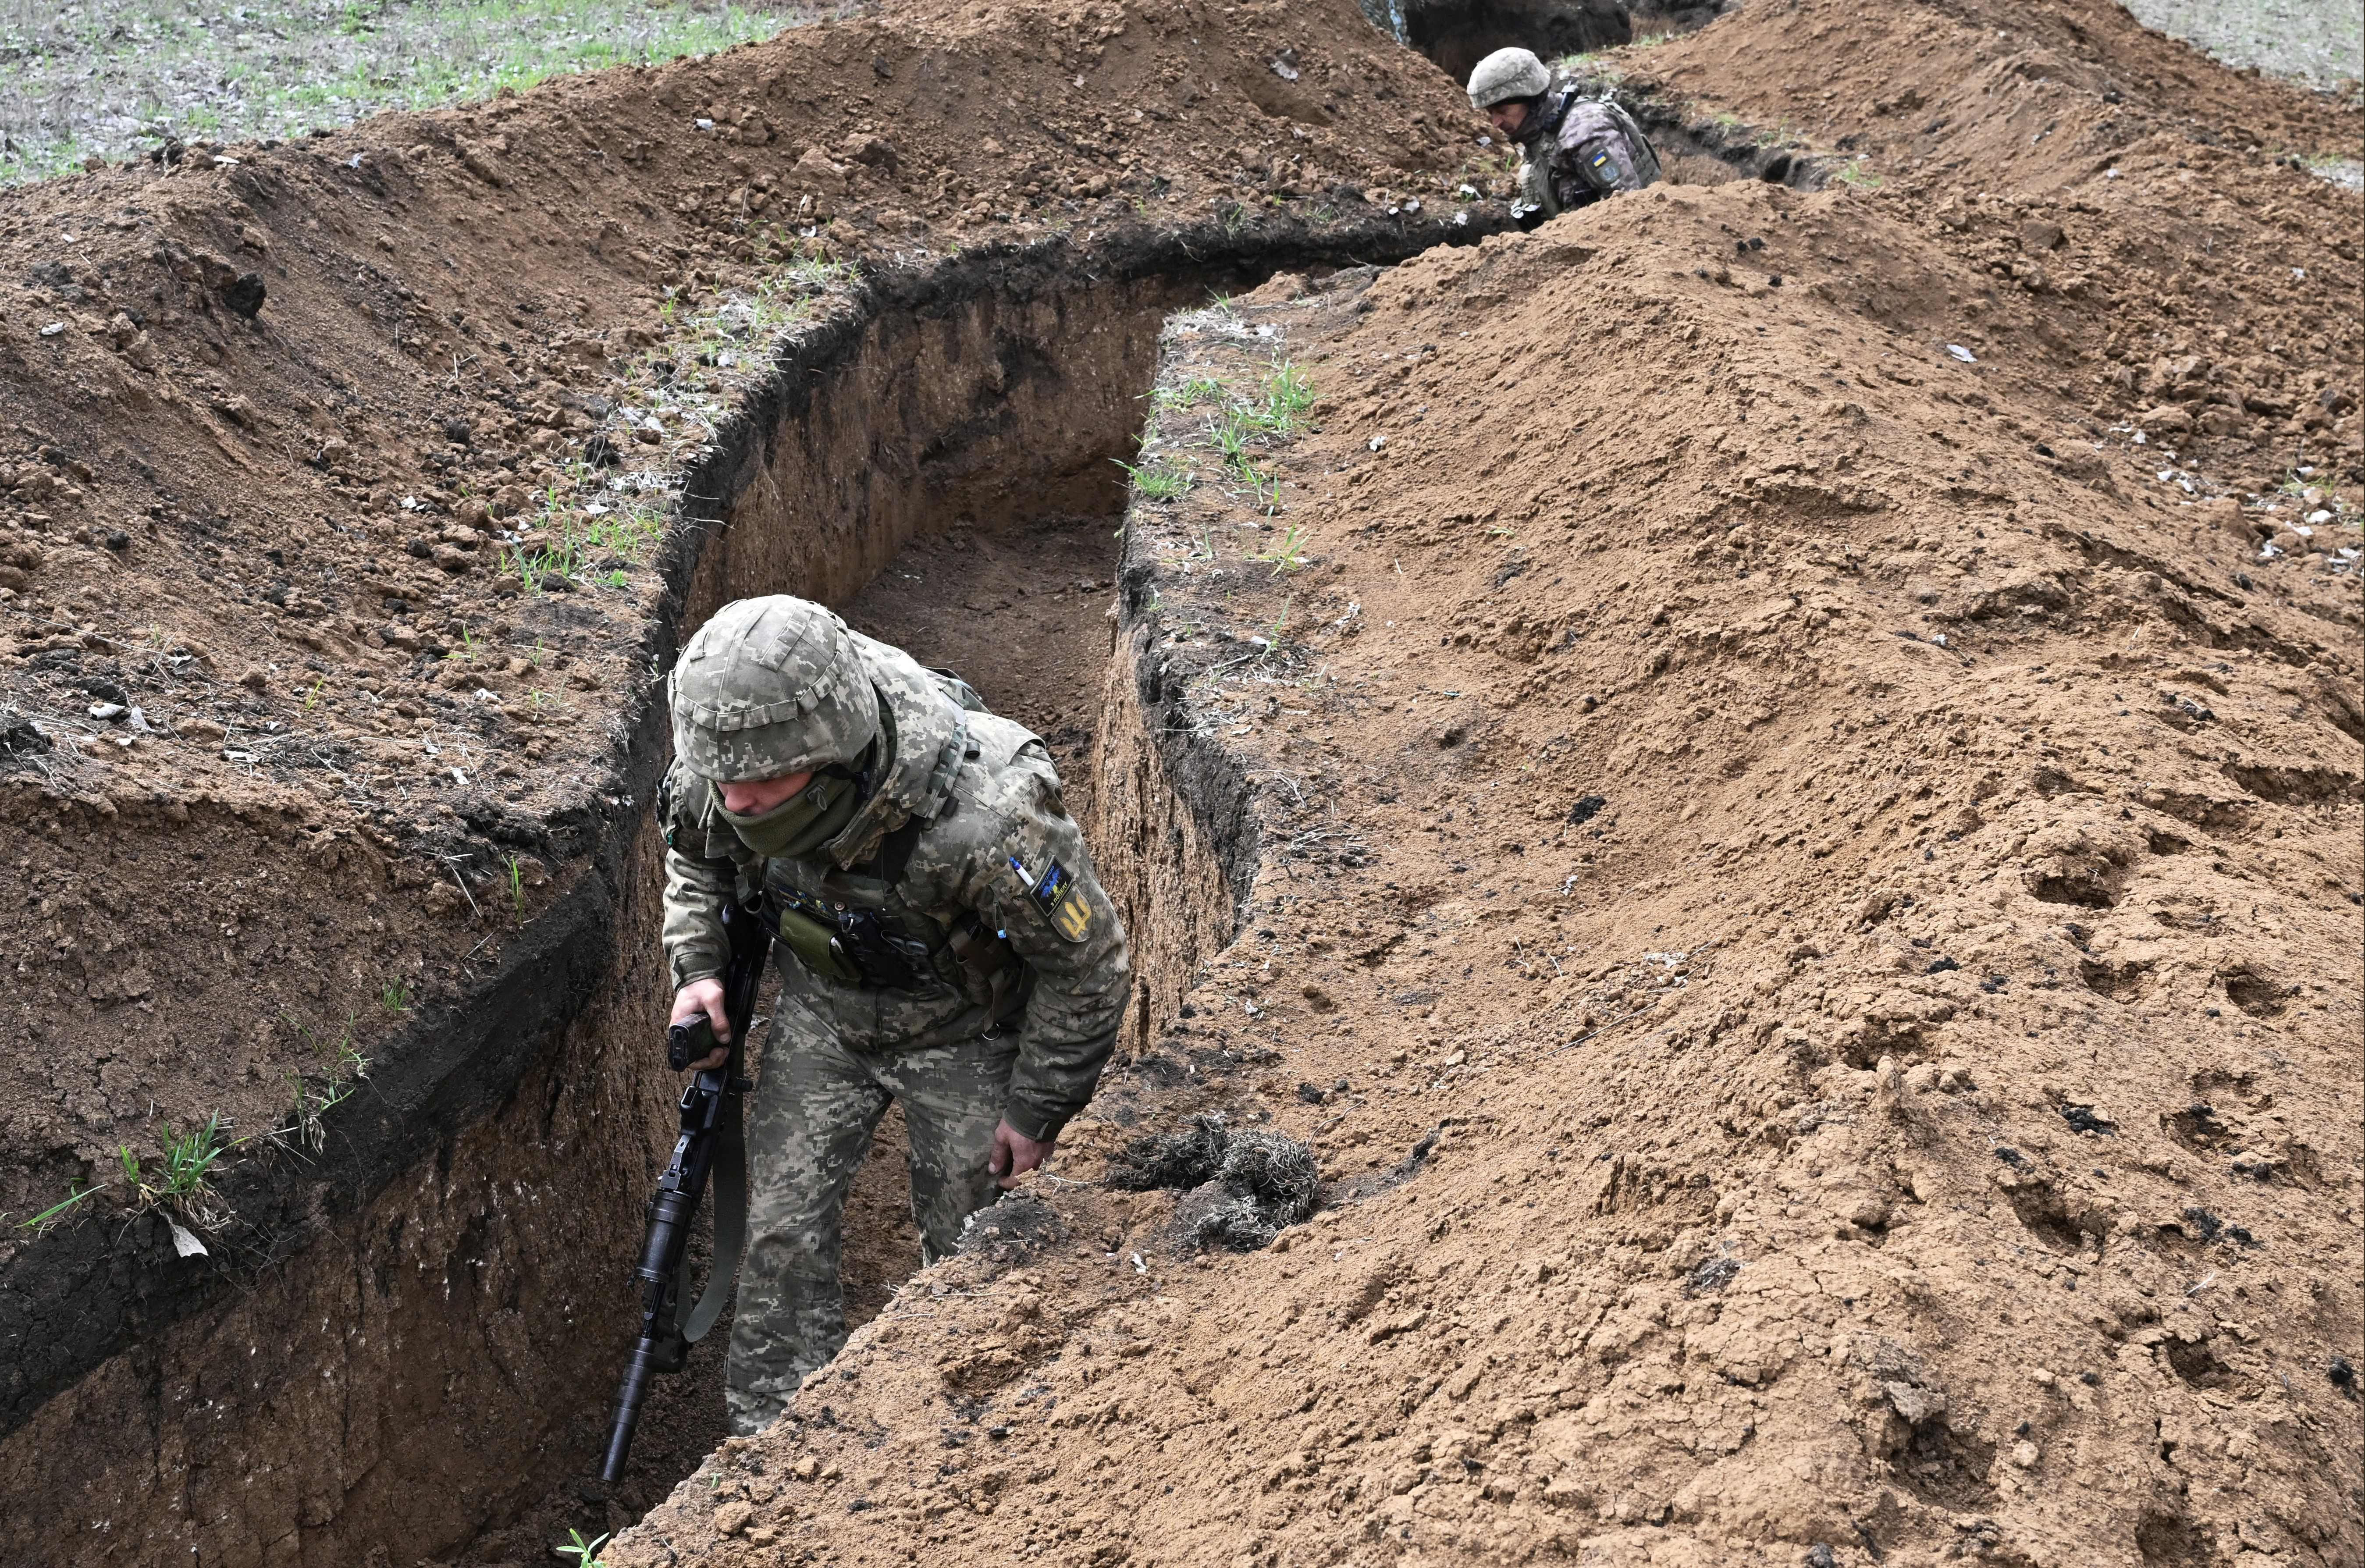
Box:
[1467,47,1551,110]
[669,595,881,782]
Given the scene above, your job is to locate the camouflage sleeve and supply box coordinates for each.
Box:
[659,761,747,990]
[960,747,1132,1143]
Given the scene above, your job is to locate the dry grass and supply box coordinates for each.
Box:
[0,0,859,186]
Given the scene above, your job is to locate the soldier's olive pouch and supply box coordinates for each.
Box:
[768,892,868,986]
[763,882,937,989]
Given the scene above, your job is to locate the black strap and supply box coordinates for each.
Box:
[872,814,926,885]
[674,1019,747,1345]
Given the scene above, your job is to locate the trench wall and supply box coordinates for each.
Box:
[1088,614,1257,1060]
[3,820,676,1565]
[3,211,1501,1567]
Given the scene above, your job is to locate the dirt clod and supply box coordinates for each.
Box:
[1111,1113,1319,1250]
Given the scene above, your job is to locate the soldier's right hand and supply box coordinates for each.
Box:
[670,979,731,1070]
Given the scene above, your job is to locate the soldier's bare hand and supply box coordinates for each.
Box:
[670,979,731,1070]
[986,1119,1055,1190]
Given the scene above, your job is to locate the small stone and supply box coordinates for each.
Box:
[180,718,226,742]
[238,666,267,691]
[1884,1380,1945,1425]
[790,1456,821,1482]
[219,272,267,318]
[2010,1440,2040,1468]
[2019,220,2064,252]
[712,1500,754,1537]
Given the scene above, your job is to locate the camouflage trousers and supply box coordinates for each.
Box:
[724,991,1016,1435]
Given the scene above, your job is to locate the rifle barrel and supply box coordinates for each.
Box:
[599,1335,666,1483]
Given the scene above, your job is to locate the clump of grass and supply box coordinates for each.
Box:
[275,1014,373,1152]
[1152,376,1227,411]
[556,1529,612,1568]
[1117,457,1192,501]
[506,495,666,594]
[1247,522,1312,575]
[1255,358,1316,433]
[131,1113,232,1227]
[1212,405,1262,479]
[0,0,841,188]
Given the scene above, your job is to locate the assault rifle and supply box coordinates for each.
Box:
[598,898,770,1483]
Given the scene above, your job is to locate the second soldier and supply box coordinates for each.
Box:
[1466,46,1663,228]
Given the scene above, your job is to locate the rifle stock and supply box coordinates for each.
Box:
[599,899,770,1483]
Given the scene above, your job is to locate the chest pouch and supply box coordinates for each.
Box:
[767,882,936,992]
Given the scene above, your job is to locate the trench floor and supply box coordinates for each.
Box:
[436,512,1126,1562]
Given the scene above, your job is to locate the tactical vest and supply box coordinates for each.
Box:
[738,665,1031,1020]
[1518,91,1663,221]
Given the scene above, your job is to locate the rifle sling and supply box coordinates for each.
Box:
[674,1031,748,1346]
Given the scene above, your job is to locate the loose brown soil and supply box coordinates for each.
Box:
[4,0,2360,1563]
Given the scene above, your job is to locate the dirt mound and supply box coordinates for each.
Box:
[599,4,2358,1563]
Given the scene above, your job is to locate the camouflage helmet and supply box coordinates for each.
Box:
[669,595,880,782]
[1467,47,1550,110]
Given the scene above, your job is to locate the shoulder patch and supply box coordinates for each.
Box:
[1050,883,1094,943]
[1012,855,1094,943]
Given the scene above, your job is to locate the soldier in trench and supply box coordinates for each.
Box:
[1465,46,1662,228]
[659,594,1131,1434]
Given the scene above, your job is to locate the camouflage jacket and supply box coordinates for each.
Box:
[1516,86,1663,221]
[660,631,1131,1142]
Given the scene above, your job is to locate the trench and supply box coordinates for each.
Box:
[0,212,1494,1567]
[1402,0,1728,86]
